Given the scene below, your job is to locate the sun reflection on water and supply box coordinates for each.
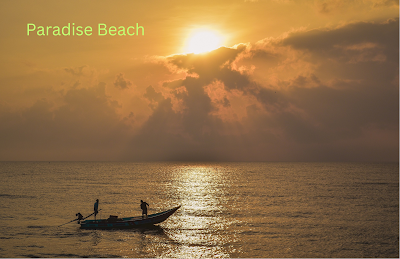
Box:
[161,165,237,258]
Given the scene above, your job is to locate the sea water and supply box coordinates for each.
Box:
[0,162,398,258]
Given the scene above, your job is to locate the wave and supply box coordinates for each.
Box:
[0,194,36,199]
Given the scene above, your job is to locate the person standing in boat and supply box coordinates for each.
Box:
[140,200,149,219]
[94,199,99,220]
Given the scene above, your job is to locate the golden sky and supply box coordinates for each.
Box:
[0,0,398,161]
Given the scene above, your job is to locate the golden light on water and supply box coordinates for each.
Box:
[172,165,225,213]
[161,165,234,258]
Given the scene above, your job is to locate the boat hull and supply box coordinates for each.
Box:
[79,206,180,229]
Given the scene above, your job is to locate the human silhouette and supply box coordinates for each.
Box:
[76,212,83,223]
[94,199,99,220]
[140,200,149,219]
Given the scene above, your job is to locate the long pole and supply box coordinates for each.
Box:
[58,218,78,227]
[83,209,102,220]
[58,209,102,227]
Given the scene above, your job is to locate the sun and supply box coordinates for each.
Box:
[185,30,223,54]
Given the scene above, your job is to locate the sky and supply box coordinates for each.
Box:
[0,0,398,162]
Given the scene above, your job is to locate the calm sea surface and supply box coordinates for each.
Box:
[0,162,398,258]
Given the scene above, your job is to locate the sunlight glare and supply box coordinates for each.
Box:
[185,30,223,54]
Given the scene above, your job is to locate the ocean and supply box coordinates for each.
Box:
[0,162,398,258]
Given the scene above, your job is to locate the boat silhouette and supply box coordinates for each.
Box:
[79,206,181,229]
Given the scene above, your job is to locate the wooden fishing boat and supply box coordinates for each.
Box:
[79,206,181,229]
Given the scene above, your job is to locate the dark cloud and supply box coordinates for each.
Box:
[123,19,398,162]
[114,73,132,89]
[144,85,164,103]
[281,18,399,60]
[0,83,128,160]
[314,0,345,14]
[144,85,165,110]
[64,65,87,76]
[371,0,399,7]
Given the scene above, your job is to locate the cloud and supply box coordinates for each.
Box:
[122,18,398,162]
[114,73,132,89]
[0,82,129,160]
[0,19,397,162]
[314,0,345,14]
[280,18,398,58]
[313,0,398,14]
[64,65,87,76]
[370,0,399,7]
[144,85,165,110]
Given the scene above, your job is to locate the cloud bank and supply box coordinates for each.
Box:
[0,19,398,161]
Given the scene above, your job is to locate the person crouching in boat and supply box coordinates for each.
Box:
[140,200,149,219]
[94,199,99,220]
[76,212,83,223]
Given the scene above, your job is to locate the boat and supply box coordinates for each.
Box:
[79,205,181,229]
